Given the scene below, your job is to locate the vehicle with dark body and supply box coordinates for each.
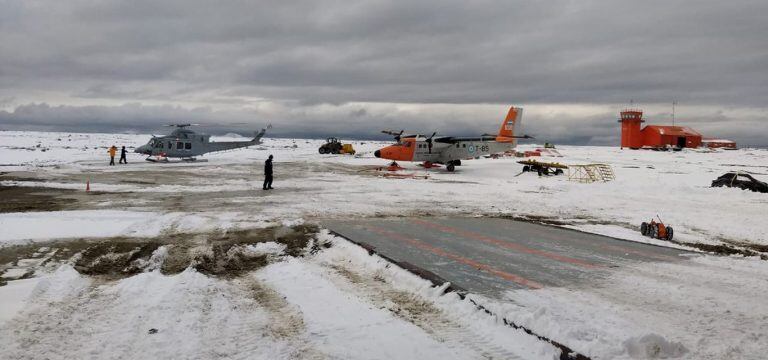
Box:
[711,172,768,193]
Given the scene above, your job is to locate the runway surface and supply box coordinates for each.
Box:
[324,217,691,296]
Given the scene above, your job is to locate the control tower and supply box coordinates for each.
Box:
[618,109,644,149]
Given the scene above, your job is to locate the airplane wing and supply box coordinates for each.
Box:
[434,136,494,143]
[434,135,533,143]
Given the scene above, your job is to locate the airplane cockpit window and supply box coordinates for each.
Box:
[404,142,412,147]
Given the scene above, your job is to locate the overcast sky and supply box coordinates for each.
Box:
[1,0,766,145]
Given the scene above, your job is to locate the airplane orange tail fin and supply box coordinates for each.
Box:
[496,106,522,142]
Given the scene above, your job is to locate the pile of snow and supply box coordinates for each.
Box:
[0,232,561,360]
[0,210,265,247]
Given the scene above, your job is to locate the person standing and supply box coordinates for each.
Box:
[108,145,117,166]
[263,155,274,190]
[119,146,128,164]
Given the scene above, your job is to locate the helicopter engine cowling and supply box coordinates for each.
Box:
[135,144,150,154]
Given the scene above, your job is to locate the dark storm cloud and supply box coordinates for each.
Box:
[0,0,766,145]
[3,102,766,147]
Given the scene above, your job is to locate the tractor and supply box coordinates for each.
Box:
[518,159,566,176]
[319,138,355,155]
[640,216,674,241]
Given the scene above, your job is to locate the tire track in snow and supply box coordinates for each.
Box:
[235,276,328,359]
[322,262,524,360]
[0,267,309,359]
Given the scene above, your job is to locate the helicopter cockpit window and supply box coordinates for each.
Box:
[176,142,183,150]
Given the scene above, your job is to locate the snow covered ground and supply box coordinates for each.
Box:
[1,130,767,359]
[2,130,765,250]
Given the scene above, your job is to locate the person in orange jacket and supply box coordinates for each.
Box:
[108,145,117,166]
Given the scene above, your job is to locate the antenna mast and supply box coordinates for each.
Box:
[672,101,677,126]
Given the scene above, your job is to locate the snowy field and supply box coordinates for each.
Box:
[1,130,767,359]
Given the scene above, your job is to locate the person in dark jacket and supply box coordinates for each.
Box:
[263,155,274,190]
[119,146,128,164]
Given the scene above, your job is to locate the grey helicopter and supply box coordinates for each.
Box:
[134,124,268,161]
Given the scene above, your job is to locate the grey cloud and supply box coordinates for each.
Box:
[2,102,766,147]
[0,0,766,145]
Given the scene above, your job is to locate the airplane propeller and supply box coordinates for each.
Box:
[426,131,437,153]
[426,131,437,145]
[382,130,405,142]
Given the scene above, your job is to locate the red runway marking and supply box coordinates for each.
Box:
[528,226,679,262]
[411,219,602,269]
[363,224,543,289]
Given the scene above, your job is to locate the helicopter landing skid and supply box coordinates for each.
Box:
[145,156,169,162]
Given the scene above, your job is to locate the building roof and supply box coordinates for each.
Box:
[643,125,702,137]
[702,138,736,143]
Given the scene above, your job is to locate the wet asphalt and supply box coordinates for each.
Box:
[324,217,691,297]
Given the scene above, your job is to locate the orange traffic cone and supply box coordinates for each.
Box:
[86,179,90,192]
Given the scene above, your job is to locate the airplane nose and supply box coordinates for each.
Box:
[374,150,381,158]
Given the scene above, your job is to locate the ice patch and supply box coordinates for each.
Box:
[130,246,169,272]
[0,277,41,325]
[1,268,29,279]
[28,265,91,303]
[623,334,688,359]
[280,218,305,227]
[243,242,287,257]
[0,210,159,244]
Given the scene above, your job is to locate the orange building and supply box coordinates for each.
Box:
[702,138,737,149]
[618,109,703,149]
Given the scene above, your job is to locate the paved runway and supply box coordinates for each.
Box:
[324,217,691,296]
